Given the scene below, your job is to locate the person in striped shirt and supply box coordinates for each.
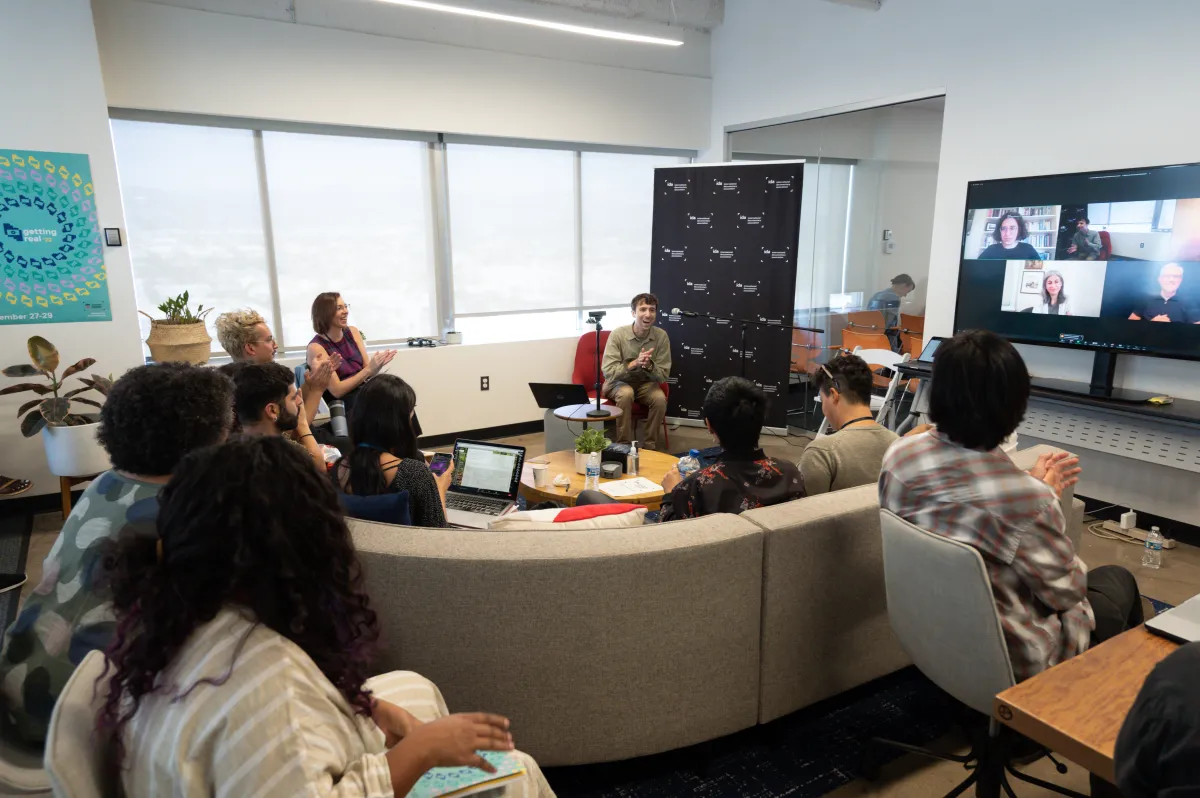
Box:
[85,436,553,797]
[879,330,1142,683]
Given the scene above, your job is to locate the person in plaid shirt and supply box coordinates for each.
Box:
[880,330,1142,682]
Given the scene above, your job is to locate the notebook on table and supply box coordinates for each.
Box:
[410,750,527,798]
[1146,593,1200,644]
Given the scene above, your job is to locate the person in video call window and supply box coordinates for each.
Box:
[1066,217,1103,260]
[978,212,1042,260]
[1033,270,1072,316]
[1128,263,1200,324]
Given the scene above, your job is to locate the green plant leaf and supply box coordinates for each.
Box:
[60,358,96,380]
[0,383,53,396]
[71,398,103,409]
[40,397,70,424]
[17,398,41,417]
[2,364,39,378]
[20,411,46,437]
[26,336,59,373]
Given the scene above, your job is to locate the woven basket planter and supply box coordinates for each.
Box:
[145,320,211,364]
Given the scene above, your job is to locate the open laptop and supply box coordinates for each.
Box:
[529,382,592,409]
[1146,593,1200,644]
[444,439,526,529]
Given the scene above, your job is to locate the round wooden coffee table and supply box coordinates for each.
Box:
[519,449,680,511]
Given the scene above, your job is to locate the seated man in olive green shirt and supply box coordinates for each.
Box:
[800,353,898,494]
[601,292,672,450]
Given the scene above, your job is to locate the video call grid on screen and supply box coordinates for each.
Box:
[954,162,1200,361]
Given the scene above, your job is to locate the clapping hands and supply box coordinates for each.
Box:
[1030,451,1082,498]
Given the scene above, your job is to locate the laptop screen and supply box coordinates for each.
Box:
[917,337,944,364]
[450,439,526,500]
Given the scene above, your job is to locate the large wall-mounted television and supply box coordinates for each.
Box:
[955,162,1200,362]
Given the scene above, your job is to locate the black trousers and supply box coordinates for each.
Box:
[1087,564,1144,647]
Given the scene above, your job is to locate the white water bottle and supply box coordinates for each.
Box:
[1142,526,1164,570]
[677,449,702,479]
[584,451,601,492]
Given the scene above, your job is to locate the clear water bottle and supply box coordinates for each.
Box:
[1142,526,1164,570]
[677,449,702,480]
[584,451,601,492]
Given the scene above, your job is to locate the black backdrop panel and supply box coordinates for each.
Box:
[650,164,803,428]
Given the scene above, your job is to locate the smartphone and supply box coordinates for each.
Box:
[429,452,453,476]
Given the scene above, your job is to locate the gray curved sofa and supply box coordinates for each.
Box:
[350,445,1083,767]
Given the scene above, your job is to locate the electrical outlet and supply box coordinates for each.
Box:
[480,376,489,391]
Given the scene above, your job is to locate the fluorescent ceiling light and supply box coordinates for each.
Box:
[372,0,685,46]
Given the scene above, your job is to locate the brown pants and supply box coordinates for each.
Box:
[604,381,667,450]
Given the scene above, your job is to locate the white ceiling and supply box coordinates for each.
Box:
[142,0,724,30]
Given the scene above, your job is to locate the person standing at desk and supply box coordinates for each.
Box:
[867,273,916,331]
[978,212,1043,260]
[602,292,671,450]
[1128,263,1200,323]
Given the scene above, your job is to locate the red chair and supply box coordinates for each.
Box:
[1098,230,1112,260]
[572,331,670,449]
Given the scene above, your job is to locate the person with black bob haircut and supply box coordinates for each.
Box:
[880,331,1143,691]
[978,211,1042,260]
[0,363,232,749]
[334,374,454,528]
[220,362,325,469]
[801,353,898,494]
[62,436,553,797]
[657,376,805,521]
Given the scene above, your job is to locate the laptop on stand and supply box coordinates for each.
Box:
[444,439,527,529]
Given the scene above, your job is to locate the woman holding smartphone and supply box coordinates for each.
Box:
[335,375,453,528]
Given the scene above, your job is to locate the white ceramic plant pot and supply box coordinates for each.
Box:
[42,422,110,477]
[575,451,589,475]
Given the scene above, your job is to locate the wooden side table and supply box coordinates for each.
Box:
[59,475,100,519]
[519,448,678,511]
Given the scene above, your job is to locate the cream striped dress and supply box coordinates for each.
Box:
[117,607,553,797]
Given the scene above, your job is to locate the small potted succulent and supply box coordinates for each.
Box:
[1,336,113,477]
[141,290,213,364]
[574,427,611,475]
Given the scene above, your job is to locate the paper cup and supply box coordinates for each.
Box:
[531,463,549,487]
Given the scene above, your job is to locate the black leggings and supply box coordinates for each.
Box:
[1087,565,1144,646]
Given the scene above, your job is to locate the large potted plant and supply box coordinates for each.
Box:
[574,427,611,475]
[1,336,113,477]
[141,290,213,364]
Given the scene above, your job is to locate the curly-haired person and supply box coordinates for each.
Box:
[0,363,233,749]
[55,437,553,797]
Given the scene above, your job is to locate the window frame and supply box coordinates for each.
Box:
[109,108,694,353]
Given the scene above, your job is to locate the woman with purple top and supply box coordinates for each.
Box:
[307,292,396,417]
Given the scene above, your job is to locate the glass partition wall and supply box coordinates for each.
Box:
[728,96,945,432]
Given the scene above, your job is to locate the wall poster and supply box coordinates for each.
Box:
[0,149,111,325]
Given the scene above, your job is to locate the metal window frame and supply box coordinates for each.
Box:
[109,109,697,343]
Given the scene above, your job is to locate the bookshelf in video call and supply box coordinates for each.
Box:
[966,206,1060,259]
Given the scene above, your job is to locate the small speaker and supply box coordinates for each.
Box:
[600,462,623,479]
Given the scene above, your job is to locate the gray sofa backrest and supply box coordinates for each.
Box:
[350,515,765,766]
[742,484,911,723]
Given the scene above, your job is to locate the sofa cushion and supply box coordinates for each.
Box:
[490,503,646,531]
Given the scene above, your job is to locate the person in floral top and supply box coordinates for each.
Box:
[659,377,805,522]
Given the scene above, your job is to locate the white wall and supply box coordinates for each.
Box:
[92,0,712,151]
[0,0,144,498]
[275,337,579,438]
[710,0,1200,398]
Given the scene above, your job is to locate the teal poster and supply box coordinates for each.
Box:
[0,149,111,325]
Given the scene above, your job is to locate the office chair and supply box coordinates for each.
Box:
[870,510,1089,798]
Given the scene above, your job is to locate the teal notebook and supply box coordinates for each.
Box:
[408,750,526,798]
